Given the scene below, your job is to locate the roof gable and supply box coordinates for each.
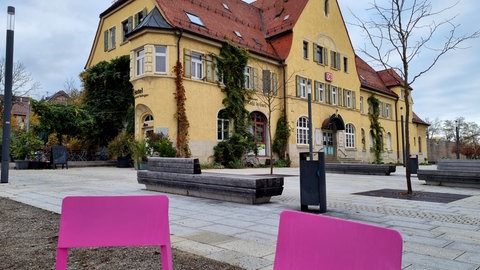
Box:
[355,56,398,98]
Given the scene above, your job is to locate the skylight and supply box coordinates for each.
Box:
[234,30,243,38]
[223,3,230,10]
[186,12,205,26]
[253,38,262,46]
[284,14,290,21]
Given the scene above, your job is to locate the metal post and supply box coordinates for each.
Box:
[400,108,405,167]
[307,82,313,160]
[455,120,460,159]
[1,6,15,184]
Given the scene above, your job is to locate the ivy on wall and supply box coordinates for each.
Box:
[174,61,191,158]
[213,41,255,167]
[368,94,384,164]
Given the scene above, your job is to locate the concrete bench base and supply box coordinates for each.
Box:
[325,163,396,175]
[418,160,480,188]
[418,170,480,188]
[138,170,284,204]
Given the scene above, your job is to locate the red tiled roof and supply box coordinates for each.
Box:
[412,111,429,126]
[156,0,279,59]
[377,69,405,88]
[355,55,398,98]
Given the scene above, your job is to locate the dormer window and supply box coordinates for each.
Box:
[186,12,205,27]
[234,31,243,38]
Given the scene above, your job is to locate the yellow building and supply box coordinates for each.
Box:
[86,0,428,166]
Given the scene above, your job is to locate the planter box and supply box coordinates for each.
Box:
[15,160,30,170]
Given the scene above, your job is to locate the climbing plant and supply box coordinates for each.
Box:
[272,109,290,163]
[174,61,191,157]
[213,41,255,167]
[368,94,384,164]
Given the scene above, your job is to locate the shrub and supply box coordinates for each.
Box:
[147,133,176,157]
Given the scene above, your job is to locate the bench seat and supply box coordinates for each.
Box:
[417,160,480,188]
[325,163,396,175]
[137,157,284,204]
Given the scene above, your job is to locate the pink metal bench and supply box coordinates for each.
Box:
[274,210,403,270]
[55,195,172,270]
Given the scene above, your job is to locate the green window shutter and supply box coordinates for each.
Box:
[111,27,116,48]
[262,70,271,94]
[253,68,259,90]
[184,49,191,78]
[142,8,147,19]
[214,58,219,82]
[206,55,214,82]
[296,76,301,97]
[104,30,108,51]
[330,51,334,68]
[352,91,357,109]
[338,88,343,106]
[272,73,278,95]
[324,48,328,65]
[313,81,318,101]
[325,84,331,104]
[313,43,318,63]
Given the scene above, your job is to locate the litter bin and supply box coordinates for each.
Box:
[409,155,418,174]
[300,152,327,213]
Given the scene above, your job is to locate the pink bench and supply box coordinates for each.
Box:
[55,195,172,270]
[274,210,403,270]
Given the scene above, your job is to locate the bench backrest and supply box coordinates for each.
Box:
[55,195,172,270]
[148,157,201,174]
[273,210,403,270]
[437,159,480,172]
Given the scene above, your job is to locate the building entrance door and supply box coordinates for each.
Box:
[323,130,337,159]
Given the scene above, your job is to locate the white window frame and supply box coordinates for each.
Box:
[297,117,309,145]
[155,45,167,74]
[345,90,352,108]
[136,48,145,76]
[191,51,203,79]
[299,77,307,98]
[345,124,355,148]
[331,86,337,105]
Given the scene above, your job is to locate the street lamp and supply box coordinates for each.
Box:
[1,6,15,184]
[455,120,460,159]
[400,107,405,166]
[307,80,313,160]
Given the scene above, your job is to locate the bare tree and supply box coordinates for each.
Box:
[353,0,480,194]
[0,58,40,97]
[63,77,82,104]
[425,117,442,139]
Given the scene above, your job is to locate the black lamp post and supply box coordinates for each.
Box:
[455,120,460,159]
[1,6,15,184]
[400,107,405,166]
[307,80,313,160]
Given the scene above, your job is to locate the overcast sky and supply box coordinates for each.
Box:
[0,0,478,124]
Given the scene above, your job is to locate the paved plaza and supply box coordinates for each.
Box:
[1,165,479,269]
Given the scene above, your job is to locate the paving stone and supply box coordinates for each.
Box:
[402,252,478,270]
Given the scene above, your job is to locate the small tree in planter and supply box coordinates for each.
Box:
[131,139,149,170]
[147,133,176,157]
[106,131,134,167]
[11,130,44,169]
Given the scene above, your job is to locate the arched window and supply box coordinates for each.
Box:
[345,123,355,148]
[143,114,154,126]
[217,109,230,141]
[324,0,330,16]
[297,117,309,145]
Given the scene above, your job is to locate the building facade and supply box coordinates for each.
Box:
[86,0,429,166]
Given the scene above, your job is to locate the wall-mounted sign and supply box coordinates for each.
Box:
[325,72,333,82]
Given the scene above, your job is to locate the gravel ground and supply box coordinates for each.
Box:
[0,197,244,270]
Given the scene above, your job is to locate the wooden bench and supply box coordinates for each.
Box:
[417,160,480,188]
[137,157,284,204]
[325,163,396,175]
